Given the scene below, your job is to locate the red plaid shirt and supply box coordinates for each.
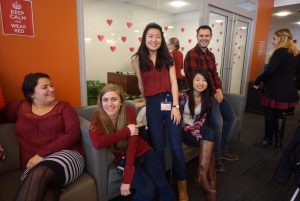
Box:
[184,45,222,94]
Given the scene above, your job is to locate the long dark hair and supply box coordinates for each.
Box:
[133,22,173,71]
[187,69,213,118]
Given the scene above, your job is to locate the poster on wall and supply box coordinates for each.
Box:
[0,0,34,37]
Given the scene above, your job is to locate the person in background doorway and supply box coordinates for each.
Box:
[184,25,238,173]
[89,84,176,201]
[253,28,299,148]
[180,69,216,201]
[168,37,185,91]
[0,73,84,201]
[132,23,188,201]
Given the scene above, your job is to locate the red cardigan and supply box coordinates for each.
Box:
[89,105,151,184]
[0,100,83,170]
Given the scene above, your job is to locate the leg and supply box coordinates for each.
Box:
[274,109,285,148]
[140,151,177,201]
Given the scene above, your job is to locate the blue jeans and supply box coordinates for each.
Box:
[132,150,176,201]
[182,125,215,147]
[146,93,187,180]
[208,97,236,159]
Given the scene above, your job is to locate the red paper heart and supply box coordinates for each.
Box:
[138,36,142,43]
[181,47,184,51]
[188,38,192,43]
[181,27,185,33]
[220,32,223,35]
[106,19,113,26]
[129,47,135,52]
[240,35,242,38]
[164,26,168,31]
[97,35,104,42]
[121,36,127,42]
[216,39,219,42]
[238,46,241,49]
[217,48,220,52]
[126,22,133,28]
[220,22,223,26]
[209,48,212,51]
[110,46,116,52]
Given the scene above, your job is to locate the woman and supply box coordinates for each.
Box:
[89,84,176,201]
[168,37,185,91]
[131,23,188,201]
[0,73,84,201]
[253,28,299,148]
[180,69,216,201]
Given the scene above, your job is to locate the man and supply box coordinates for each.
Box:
[184,25,238,172]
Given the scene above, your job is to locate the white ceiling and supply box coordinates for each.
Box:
[270,3,300,30]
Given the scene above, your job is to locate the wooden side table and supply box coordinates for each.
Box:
[107,72,140,96]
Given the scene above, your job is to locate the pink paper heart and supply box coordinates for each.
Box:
[180,47,184,51]
[138,36,142,43]
[188,38,192,43]
[181,27,185,33]
[110,46,116,52]
[164,26,168,31]
[121,36,127,42]
[217,48,220,52]
[220,32,223,35]
[209,48,212,51]
[97,35,104,41]
[126,22,133,28]
[106,19,113,26]
[129,47,135,52]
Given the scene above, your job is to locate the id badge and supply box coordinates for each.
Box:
[161,102,171,111]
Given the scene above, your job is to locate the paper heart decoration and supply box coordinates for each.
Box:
[121,36,127,42]
[234,61,236,64]
[188,38,192,43]
[240,35,242,38]
[181,47,184,51]
[216,39,219,43]
[129,47,135,52]
[209,48,212,51]
[238,46,241,49]
[220,22,223,26]
[164,26,168,31]
[238,56,240,59]
[235,42,237,45]
[126,22,133,28]
[110,46,116,52]
[97,35,104,42]
[216,63,218,67]
[212,24,214,27]
[106,19,113,26]
[236,32,238,35]
[138,36,142,43]
[217,48,220,52]
[181,27,185,33]
[220,32,223,35]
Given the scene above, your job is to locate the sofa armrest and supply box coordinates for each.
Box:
[0,123,20,174]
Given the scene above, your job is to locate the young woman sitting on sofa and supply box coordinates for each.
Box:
[89,83,176,201]
[0,73,84,201]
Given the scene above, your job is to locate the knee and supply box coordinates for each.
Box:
[134,183,155,200]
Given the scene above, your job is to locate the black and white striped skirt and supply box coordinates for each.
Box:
[21,150,85,186]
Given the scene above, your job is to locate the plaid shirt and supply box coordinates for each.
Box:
[184,45,222,93]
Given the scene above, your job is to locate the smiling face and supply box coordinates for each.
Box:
[145,28,162,52]
[193,73,208,94]
[101,91,122,120]
[197,28,212,50]
[32,78,56,106]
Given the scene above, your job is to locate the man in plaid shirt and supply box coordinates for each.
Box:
[184,25,238,173]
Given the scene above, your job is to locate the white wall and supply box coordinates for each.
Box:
[83,1,204,82]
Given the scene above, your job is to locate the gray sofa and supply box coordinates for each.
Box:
[0,123,98,201]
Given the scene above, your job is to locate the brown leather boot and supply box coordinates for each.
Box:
[207,155,217,201]
[177,180,189,201]
[194,140,216,194]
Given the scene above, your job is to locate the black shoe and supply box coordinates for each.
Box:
[253,140,272,148]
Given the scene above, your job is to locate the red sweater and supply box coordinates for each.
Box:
[0,100,83,170]
[172,49,183,79]
[89,105,151,184]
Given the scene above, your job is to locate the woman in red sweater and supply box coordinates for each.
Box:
[0,73,84,201]
[89,84,175,201]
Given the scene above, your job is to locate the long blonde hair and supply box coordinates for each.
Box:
[273,28,298,56]
[91,84,128,153]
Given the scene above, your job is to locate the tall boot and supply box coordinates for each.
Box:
[177,180,189,201]
[254,117,274,148]
[275,118,285,148]
[194,140,216,194]
[207,155,217,201]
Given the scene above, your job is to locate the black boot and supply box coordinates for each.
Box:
[275,118,285,148]
[253,118,274,148]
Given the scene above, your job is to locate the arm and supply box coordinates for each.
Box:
[0,101,21,123]
[169,66,181,124]
[183,51,193,84]
[131,56,146,104]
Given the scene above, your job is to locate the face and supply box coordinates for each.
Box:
[197,29,212,49]
[145,28,162,51]
[32,77,56,105]
[101,91,122,119]
[193,73,208,93]
[272,34,279,48]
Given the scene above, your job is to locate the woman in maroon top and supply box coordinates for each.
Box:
[0,73,84,201]
[89,84,175,201]
[131,23,188,201]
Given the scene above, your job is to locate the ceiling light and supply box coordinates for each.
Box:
[240,26,247,30]
[134,30,139,33]
[169,1,187,8]
[274,11,291,17]
[168,26,174,29]
[215,20,223,23]
[296,21,300,25]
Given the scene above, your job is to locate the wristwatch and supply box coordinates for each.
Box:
[172,104,179,109]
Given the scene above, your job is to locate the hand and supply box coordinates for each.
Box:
[214,89,223,103]
[26,154,43,169]
[120,183,131,196]
[127,124,138,136]
[171,107,181,125]
[135,101,145,108]
[253,85,260,90]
